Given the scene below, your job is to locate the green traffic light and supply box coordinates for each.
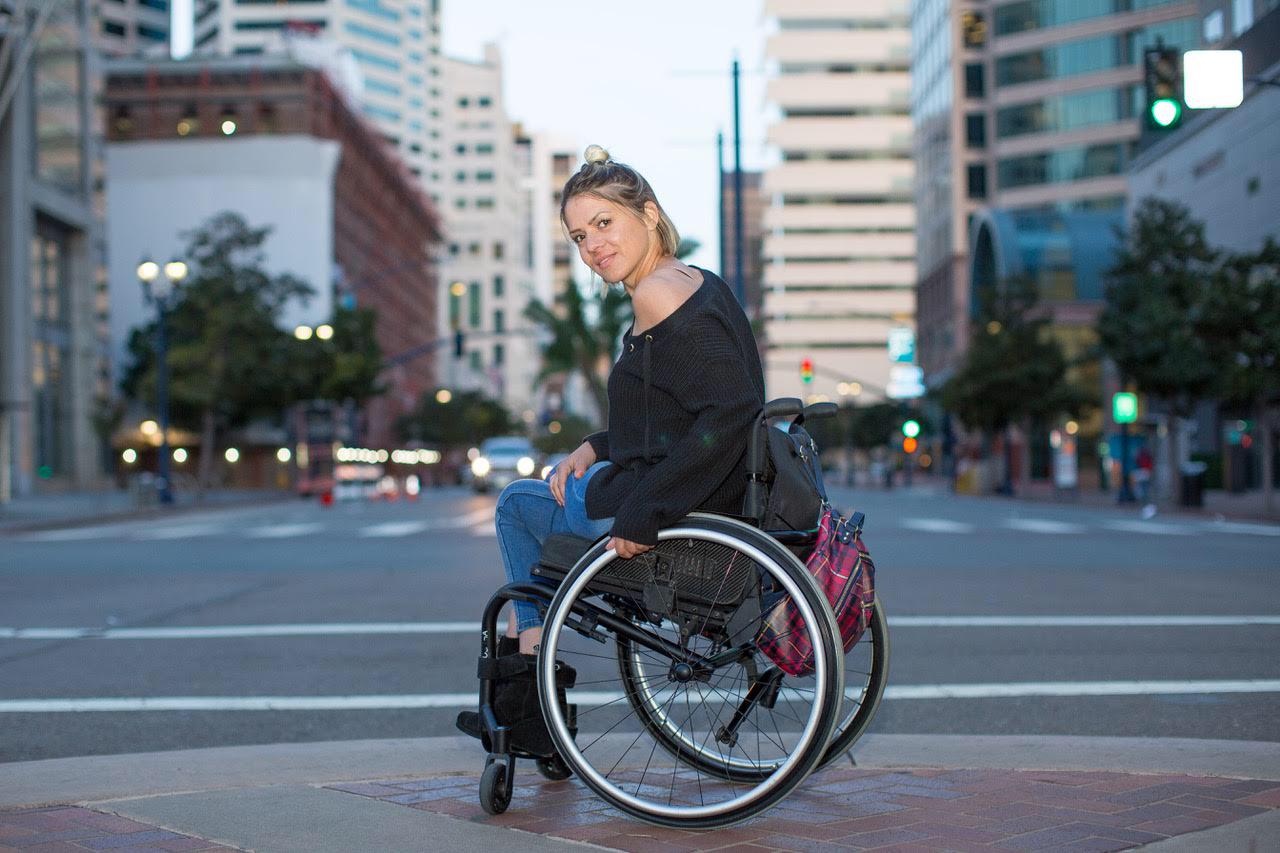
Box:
[902,419,920,438]
[1150,98,1180,127]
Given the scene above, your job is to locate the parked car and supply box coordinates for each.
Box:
[471,436,538,493]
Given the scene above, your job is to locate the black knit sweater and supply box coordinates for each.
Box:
[583,267,765,545]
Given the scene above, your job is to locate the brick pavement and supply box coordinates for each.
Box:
[335,767,1280,852]
[0,806,240,852]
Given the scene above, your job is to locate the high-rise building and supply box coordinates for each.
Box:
[720,169,767,324]
[911,0,1201,385]
[438,46,540,417]
[191,0,444,198]
[93,0,170,57]
[762,0,917,403]
[1,0,106,500]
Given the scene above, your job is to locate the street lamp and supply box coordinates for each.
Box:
[139,257,188,504]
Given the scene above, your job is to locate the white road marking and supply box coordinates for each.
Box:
[4,679,1279,712]
[1102,520,1192,535]
[5,615,1279,640]
[470,525,496,537]
[1002,518,1084,534]
[899,518,975,534]
[18,526,130,542]
[246,523,324,539]
[131,523,224,540]
[358,521,430,538]
[1207,520,1280,537]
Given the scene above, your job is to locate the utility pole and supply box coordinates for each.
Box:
[716,129,726,284]
[731,57,745,308]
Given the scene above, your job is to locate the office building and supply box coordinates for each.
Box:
[102,54,442,448]
[94,0,170,57]
[762,0,917,403]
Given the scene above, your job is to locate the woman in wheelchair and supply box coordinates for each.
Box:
[456,146,889,827]
[457,144,766,753]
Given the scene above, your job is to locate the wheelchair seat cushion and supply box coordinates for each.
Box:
[538,533,597,573]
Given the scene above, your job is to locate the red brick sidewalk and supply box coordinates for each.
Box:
[0,805,239,852]
[333,767,1280,852]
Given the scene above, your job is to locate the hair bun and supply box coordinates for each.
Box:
[583,144,610,165]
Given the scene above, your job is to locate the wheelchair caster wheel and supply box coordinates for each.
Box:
[480,759,512,815]
[536,753,572,781]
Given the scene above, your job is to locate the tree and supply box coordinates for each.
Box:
[121,212,313,491]
[941,276,1083,494]
[523,237,702,424]
[397,389,515,448]
[290,305,386,406]
[1099,197,1220,503]
[1198,238,1280,512]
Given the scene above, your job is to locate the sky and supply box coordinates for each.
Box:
[441,1,775,273]
[170,1,773,273]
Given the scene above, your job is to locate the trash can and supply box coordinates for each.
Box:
[1180,461,1208,507]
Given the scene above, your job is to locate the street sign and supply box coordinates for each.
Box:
[1184,49,1243,109]
[888,327,915,364]
[886,365,925,399]
[1113,392,1138,424]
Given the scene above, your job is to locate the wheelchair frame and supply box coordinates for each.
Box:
[467,397,889,827]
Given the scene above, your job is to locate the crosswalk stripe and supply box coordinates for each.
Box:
[131,524,224,540]
[358,521,430,538]
[1102,520,1192,535]
[5,615,1278,640]
[1002,518,1084,534]
[246,523,324,539]
[4,679,1279,712]
[900,518,975,534]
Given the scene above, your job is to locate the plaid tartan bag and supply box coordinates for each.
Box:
[756,508,875,677]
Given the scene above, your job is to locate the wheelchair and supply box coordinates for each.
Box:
[467,397,890,828]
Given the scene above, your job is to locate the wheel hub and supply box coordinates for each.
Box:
[670,662,695,683]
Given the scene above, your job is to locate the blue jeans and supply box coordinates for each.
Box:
[496,461,613,633]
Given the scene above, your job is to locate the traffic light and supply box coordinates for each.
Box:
[1144,45,1182,130]
[453,330,465,359]
[902,436,918,454]
[800,358,813,384]
[902,419,920,438]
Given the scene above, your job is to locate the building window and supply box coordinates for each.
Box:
[102,19,126,36]
[964,63,984,98]
[997,143,1126,190]
[449,289,461,327]
[1203,9,1225,42]
[475,197,495,209]
[996,86,1139,138]
[476,170,494,182]
[493,309,505,333]
[493,274,504,296]
[137,23,167,41]
[967,164,988,199]
[965,113,986,149]
[475,142,493,154]
[478,96,492,107]
[457,96,469,108]
[345,19,399,45]
[455,198,467,209]
[961,9,986,48]
[469,242,481,256]
[31,226,73,477]
[449,243,459,255]
[492,242,504,260]
[493,343,504,366]
[455,170,466,182]
[455,143,466,154]
[469,282,482,328]
[469,350,482,371]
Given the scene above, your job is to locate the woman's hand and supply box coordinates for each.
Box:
[549,441,597,507]
[607,537,653,560]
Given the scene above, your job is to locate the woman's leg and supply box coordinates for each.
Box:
[494,478,566,653]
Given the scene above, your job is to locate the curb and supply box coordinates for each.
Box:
[3,734,1278,809]
[0,492,297,535]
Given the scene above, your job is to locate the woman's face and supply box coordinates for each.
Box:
[564,194,658,286]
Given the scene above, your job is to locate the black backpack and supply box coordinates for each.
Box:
[761,420,828,534]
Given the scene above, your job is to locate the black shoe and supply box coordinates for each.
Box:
[456,651,577,757]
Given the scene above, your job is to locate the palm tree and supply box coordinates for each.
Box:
[524,238,700,422]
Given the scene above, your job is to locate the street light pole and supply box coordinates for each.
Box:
[139,259,188,505]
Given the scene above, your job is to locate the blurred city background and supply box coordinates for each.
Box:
[2,0,1279,762]
[1,0,1278,515]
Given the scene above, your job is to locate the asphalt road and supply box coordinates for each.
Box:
[2,483,1278,763]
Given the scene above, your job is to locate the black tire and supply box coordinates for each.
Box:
[817,598,890,770]
[536,753,573,781]
[479,761,511,815]
[538,515,844,828]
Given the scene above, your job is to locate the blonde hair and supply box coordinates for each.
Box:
[560,145,680,256]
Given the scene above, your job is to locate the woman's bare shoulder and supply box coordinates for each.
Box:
[632,264,700,331]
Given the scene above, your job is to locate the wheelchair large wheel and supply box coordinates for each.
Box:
[614,520,887,782]
[537,515,844,828]
[818,597,889,770]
